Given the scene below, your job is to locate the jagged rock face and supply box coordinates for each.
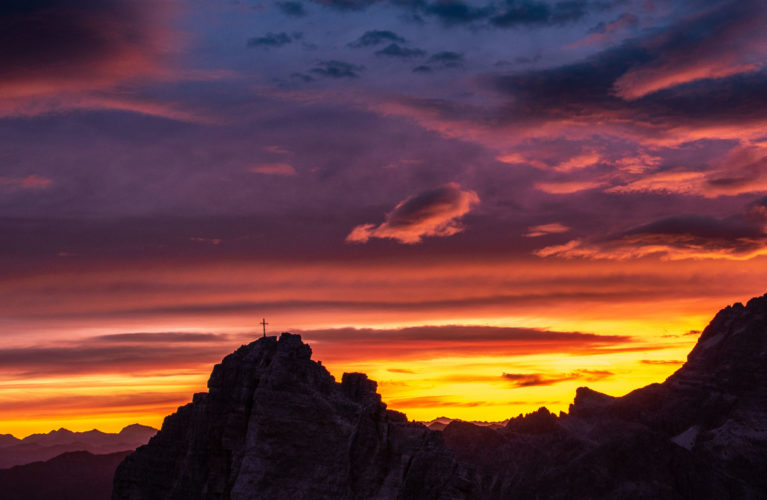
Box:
[113,333,473,500]
[115,295,767,499]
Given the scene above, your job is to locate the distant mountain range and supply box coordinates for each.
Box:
[0,424,156,469]
[112,293,767,499]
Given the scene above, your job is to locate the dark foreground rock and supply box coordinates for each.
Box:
[0,450,131,500]
[113,333,473,499]
[114,294,767,499]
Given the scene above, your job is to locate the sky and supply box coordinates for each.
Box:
[2,0,767,437]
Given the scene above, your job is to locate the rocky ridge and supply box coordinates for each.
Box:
[113,294,767,499]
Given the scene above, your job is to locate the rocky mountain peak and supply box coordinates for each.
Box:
[113,296,767,499]
[114,333,471,499]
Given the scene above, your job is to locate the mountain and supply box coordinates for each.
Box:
[0,424,157,468]
[113,294,767,499]
[0,450,131,500]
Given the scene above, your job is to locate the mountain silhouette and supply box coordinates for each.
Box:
[0,424,157,469]
[113,294,767,499]
[0,450,131,500]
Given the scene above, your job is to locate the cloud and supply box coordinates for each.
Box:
[490,0,588,28]
[247,32,296,48]
[348,30,405,48]
[0,0,174,99]
[407,2,756,146]
[375,43,426,58]
[570,13,638,48]
[640,359,683,365]
[0,392,190,417]
[423,1,493,25]
[419,51,465,71]
[535,180,604,194]
[295,324,634,363]
[277,1,307,17]
[306,0,598,29]
[309,0,377,11]
[0,175,52,191]
[552,152,601,172]
[605,145,767,198]
[525,223,570,238]
[387,396,487,408]
[249,163,298,176]
[502,368,612,387]
[310,60,364,78]
[605,170,707,196]
[611,0,767,100]
[345,182,479,244]
[535,197,767,260]
[0,332,239,377]
[0,325,633,378]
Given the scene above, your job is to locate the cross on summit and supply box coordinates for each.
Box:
[260,318,268,337]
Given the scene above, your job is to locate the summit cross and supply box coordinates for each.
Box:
[260,318,268,337]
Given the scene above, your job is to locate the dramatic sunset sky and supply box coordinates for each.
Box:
[3,0,767,437]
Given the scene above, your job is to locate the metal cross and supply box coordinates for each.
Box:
[260,318,268,337]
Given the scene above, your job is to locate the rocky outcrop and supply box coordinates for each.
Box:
[114,294,767,499]
[113,333,474,500]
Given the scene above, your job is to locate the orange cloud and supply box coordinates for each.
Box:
[525,223,570,238]
[346,183,479,244]
[553,152,601,172]
[535,181,604,194]
[605,170,707,196]
[613,62,760,100]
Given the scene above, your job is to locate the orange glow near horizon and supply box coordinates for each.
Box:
[0,255,764,437]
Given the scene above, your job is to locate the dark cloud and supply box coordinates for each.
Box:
[375,43,426,58]
[624,215,765,243]
[91,332,231,343]
[36,291,667,322]
[587,12,637,34]
[346,183,479,243]
[387,396,488,408]
[423,0,493,25]
[247,32,295,48]
[295,325,639,363]
[0,337,236,377]
[502,368,613,387]
[309,0,377,10]
[0,0,168,97]
[0,392,188,415]
[306,0,608,29]
[348,30,405,48]
[276,1,307,16]
[536,197,767,260]
[310,60,365,78]
[0,325,632,377]
[427,51,464,68]
[387,0,754,144]
[491,1,561,28]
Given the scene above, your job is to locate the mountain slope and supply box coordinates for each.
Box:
[113,294,767,499]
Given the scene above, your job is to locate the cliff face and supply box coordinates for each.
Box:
[114,295,767,500]
[113,333,473,500]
